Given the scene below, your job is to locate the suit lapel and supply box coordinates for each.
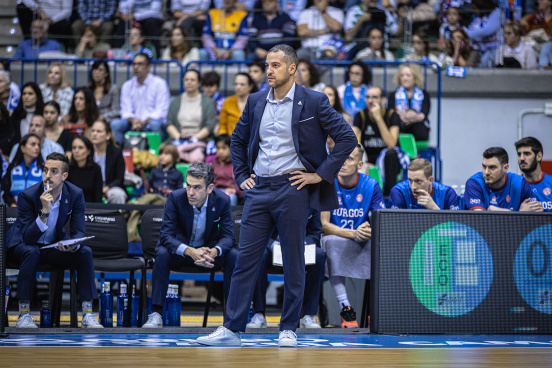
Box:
[251,91,269,168]
[291,84,306,162]
[57,183,71,236]
[184,191,194,241]
[204,194,215,245]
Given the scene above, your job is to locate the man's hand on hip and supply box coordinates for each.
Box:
[289,171,322,190]
[240,174,256,190]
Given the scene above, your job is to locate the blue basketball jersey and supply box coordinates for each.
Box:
[464,172,534,211]
[527,173,552,212]
[388,180,459,210]
[330,173,385,229]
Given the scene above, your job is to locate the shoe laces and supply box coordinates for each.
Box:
[251,313,264,324]
[280,330,296,340]
[341,305,356,322]
[209,326,228,338]
[83,313,100,325]
[147,312,161,323]
[303,315,316,324]
[19,313,37,324]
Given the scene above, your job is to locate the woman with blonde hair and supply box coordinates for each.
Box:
[40,62,74,116]
[387,64,431,141]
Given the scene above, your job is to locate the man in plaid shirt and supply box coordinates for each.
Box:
[72,0,117,41]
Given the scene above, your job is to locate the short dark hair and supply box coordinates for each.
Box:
[483,147,509,166]
[354,143,364,161]
[185,69,202,83]
[346,60,372,86]
[202,71,221,87]
[187,162,215,186]
[134,52,151,65]
[215,134,231,147]
[268,44,298,69]
[515,137,543,156]
[46,152,70,173]
[248,59,266,73]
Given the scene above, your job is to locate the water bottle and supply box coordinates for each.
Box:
[162,286,172,326]
[122,298,129,327]
[40,300,51,328]
[117,284,128,327]
[173,285,181,327]
[131,285,140,327]
[99,282,113,328]
[247,301,255,323]
[168,285,180,327]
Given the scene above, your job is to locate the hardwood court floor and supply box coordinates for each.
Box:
[2,347,552,367]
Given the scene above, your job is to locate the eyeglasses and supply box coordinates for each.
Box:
[132,62,148,67]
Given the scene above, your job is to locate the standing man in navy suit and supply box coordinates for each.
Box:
[7,153,102,328]
[197,44,357,347]
[143,162,237,328]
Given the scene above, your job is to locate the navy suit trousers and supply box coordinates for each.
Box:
[151,246,238,307]
[224,175,310,332]
[8,244,98,302]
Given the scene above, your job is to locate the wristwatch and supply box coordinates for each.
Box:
[39,209,50,218]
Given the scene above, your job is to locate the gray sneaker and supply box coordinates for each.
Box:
[16,313,38,328]
[142,312,163,328]
[278,330,297,348]
[196,326,241,346]
[81,313,104,328]
[300,315,321,329]
[246,313,267,329]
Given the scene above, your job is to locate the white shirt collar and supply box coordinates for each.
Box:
[267,82,296,103]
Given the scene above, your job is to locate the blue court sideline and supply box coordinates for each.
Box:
[1,334,552,348]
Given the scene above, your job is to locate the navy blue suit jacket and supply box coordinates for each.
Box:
[230,83,358,211]
[7,181,86,249]
[157,187,235,256]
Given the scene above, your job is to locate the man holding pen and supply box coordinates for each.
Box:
[320,143,385,328]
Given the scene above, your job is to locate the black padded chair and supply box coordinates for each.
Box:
[84,208,147,327]
[141,208,222,327]
[4,206,78,327]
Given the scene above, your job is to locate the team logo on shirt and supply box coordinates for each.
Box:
[506,195,511,203]
[544,188,551,196]
[490,196,497,205]
[338,196,342,205]
[357,194,363,202]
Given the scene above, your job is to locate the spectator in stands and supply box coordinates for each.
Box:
[496,21,538,69]
[1,134,43,206]
[296,59,326,92]
[387,64,430,142]
[355,27,395,61]
[9,115,65,163]
[166,69,216,153]
[323,85,353,125]
[7,152,103,329]
[142,162,237,328]
[320,144,385,328]
[161,27,200,67]
[72,0,117,41]
[520,0,552,37]
[200,0,249,61]
[278,0,307,22]
[119,26,157,60]
[247,208,325,329]
[438,6,464,47]
[213,0,257,10]
[67,136,103,203]
[127,142,184,242]
[464,147,543,211]
[11,82,45,144]
[88,60,121,124]
[540,41,552,68]
[13,19,62,59]
[209,134,241,205]
[90,119,127,204]
[43,101,74,154]
[407,32,441,64]
[389,158,459,209]
[337,60,372,118]
[0,103,15,157]
[344,0,398,46]
[515,137,552,212]
[0,71,20,113]
[219,73,258,135]
[440,29,480,67]
[171,0,210,40]
[466,0,501,68]
[202,71,225,118]
[16,1,73,50]
[247,0,297,60]
[113,53,170,145]
[353,85,401,195]
[116,0,164,56]
[40,63,74,117]
[297,0,345,60]
[248,60,270,92]
[75,25,111,59]
[60,87,100,132]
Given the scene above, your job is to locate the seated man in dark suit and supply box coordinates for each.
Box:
[7,153,102,329]
[143,162,238,328]
[247,208,326,329]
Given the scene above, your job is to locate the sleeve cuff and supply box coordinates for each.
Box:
[176,243,188,256]
[215,246,222,256]
[35,216,48,232]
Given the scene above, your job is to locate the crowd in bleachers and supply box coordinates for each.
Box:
[8,0,552,68]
